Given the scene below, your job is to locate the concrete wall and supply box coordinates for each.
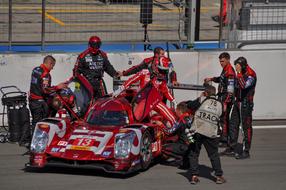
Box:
[1,50,285,119]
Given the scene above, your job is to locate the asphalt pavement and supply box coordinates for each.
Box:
[0,127,286,190]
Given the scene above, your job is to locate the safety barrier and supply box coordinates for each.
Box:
[1,50,286,120]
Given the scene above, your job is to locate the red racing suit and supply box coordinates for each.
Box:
[73,47,118,99]
[162,112,193,161]
[122,56,177,84]
[121,70,177,128]
[211,63,236,142]
[229,65,257,152]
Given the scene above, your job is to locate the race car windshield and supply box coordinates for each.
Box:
[86,110,129,126]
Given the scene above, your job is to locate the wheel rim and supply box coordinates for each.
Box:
[141,135,151,163]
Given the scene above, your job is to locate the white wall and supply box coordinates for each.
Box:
[0,50,285,120]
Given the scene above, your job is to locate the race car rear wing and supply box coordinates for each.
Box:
[113,79,205,91]
[168,83,205,91]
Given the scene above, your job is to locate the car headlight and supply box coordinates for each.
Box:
[114,132,136,159]
[30,128,49,153]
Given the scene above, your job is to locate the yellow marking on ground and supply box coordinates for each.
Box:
[38,9,170,29]
[12,4,218,27]
[45,12,65,26]
[38,10,65,26]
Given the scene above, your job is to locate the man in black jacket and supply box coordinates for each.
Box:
[29,55,67,132]
[73,36,121,100]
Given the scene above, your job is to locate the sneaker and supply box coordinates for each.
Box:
[165,157,176,162]
[190,175,200,185]
[219,148,235,157]
[216,176,226,184]
[235,151,250,159]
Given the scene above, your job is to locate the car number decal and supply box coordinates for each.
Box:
[73,138,95,146]
[67,131,113,154]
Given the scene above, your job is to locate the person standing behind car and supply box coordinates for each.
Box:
[186,85,226,185]
[119,47,177,84]
[204,52,235,147]
[29,55,67,133]
[73,36,121,100]
[229,57,257,159]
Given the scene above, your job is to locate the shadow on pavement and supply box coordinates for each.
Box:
[23,165,140,179]
[178,164,216,183]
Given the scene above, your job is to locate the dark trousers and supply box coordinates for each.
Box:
[29,100,49,133]
[229,100,253,152]
[229,102,240,150]
[219,95,233,143]
[189,134,223,176]
[91,79,107,100]
[162,142,189,160]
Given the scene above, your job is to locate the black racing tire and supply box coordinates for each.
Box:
[0,134,6,143]
[140,130,152,170]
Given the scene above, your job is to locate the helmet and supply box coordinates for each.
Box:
[52,88,75,110]
[150,57,169,80]
[88,36,102,51]
[234,57,248,72]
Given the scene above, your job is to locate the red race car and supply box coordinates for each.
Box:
[26,73,205,174]
[26,75,168,174]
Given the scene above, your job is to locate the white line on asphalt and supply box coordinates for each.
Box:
[253,125,286,129]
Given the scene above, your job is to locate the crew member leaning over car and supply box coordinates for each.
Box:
[113,62,177,131]
[29,55,67,133]
[118,46,177,85]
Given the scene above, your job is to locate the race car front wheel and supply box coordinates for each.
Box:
[140,130,152,170]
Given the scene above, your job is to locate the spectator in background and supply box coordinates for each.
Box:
[212,0,228,26]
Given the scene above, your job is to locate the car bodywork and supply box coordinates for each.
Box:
[26,76,165,174]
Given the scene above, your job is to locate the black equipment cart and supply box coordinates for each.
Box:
[0,86,31,144]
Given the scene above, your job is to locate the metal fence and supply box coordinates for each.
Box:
[0,0,223,49]
[226,0,286,48]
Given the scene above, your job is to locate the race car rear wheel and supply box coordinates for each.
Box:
[140,131,152,170]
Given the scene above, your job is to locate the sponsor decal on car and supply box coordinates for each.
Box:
[58,141,68,146]
[119,129,129,133]
[67,131,113,154]
[131,159,141,166]
[70,145,91,151]
[51,147,60,152]
[73,138,95,146]
[102,151,112,157]
[152,142,158,152]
